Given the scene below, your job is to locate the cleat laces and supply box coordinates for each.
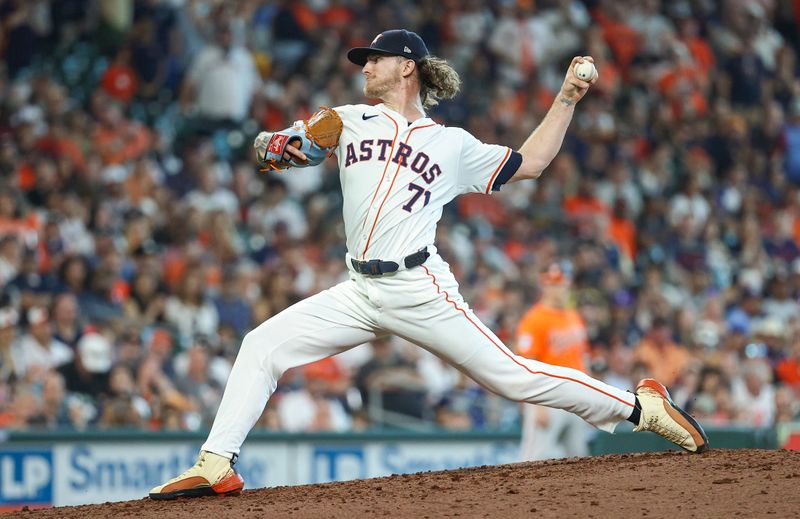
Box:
[173,453,208,482]
[644,416,690,445]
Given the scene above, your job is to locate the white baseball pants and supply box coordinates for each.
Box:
[202,253,635,457]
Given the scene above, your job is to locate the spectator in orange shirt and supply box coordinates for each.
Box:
[92,99,151,166]
[607,198,637,261]
[515,262,591,461]
[676,15,715,75]
[777,339,800,389]
[656,43,709,120]
[634,317,690,389]
[563,180,609,227]
[595,1,641,77]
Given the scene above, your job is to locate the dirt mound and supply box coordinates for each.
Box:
[8,449,800,519]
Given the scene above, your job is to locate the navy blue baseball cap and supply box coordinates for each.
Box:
[347,29,430,66]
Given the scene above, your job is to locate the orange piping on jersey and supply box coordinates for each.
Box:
[356,111,400,247]
[484,147,512,194]
[361,122,437,258]
[421,265,635,408]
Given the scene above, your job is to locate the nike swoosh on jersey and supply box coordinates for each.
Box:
[362,114,379,120]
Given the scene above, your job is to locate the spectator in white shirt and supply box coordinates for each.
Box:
[181,22,258,124]
[14,306,73,377]
[668,177,710,235]
[732,358,775,427]
[248,177,308,241]
[762,275,800,323]
[164,268,219,347]
[277,372,350,433]
[595,159,643,218]
[184,164,239,218]
[0,236,21,287]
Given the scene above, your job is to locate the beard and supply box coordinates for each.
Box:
[363,71,401,99]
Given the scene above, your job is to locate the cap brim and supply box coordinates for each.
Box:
[347,47,397,66]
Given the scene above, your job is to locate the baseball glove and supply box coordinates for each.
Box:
[254,106,343,171]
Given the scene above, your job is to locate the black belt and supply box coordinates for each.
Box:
[350,248,430,276]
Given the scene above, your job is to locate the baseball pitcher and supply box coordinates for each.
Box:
[150,29,708,500]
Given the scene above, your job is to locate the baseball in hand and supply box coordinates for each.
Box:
[574,61,597,81]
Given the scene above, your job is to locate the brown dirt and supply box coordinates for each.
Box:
[7,449,800,519]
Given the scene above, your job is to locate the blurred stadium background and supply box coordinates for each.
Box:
[0,0,798,510]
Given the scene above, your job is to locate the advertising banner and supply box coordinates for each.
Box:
[0,438,518,509]
[51,442,291,506]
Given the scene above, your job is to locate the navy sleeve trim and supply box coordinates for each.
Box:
[490,150,523,192]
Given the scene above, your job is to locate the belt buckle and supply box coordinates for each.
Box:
[365,259,383,275]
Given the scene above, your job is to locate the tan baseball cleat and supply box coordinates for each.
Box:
[149,450,244,500]
[633,378,709,453]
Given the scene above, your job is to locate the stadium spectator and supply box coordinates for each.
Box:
[213,266,253,339]
[732,358,776,427]
[247,177,308,242]
[78,266,125,325]
[777,339,800,388]
[0,236,22,287]
[92,99,152,166]
[123,270,167,329]
[516,262,592,461]
[164,267,219,346]
[634,317,690,388]
[184,164,239,217]
[39,371,72,429]
[688,366,735,426]
[276,363,351,433]
[174,344,222,429]
[14,306,73,375]
[355,338,427,426]
[58,332,112,398]
[181,20,259,126]
[0,304,20,382]
[0,0,46,77]
[601,340,634,391]
[784,100,800,183]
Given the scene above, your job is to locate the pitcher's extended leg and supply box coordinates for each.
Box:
[382,260,706,452]
[150,279,381,500]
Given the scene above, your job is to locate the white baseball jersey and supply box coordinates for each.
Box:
[332,103,522,260]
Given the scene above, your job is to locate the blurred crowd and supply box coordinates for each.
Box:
[0,0,799,435]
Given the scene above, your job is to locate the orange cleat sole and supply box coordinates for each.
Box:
[149,472,244,500]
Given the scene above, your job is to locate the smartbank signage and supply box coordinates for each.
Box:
[53,443,291,506]
[0,439,518,508]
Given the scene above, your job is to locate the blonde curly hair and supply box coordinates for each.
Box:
[417,56,461,109]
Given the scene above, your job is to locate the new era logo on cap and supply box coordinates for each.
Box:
[347,29,430,66]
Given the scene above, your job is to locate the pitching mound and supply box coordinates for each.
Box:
[8,449,800,518]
